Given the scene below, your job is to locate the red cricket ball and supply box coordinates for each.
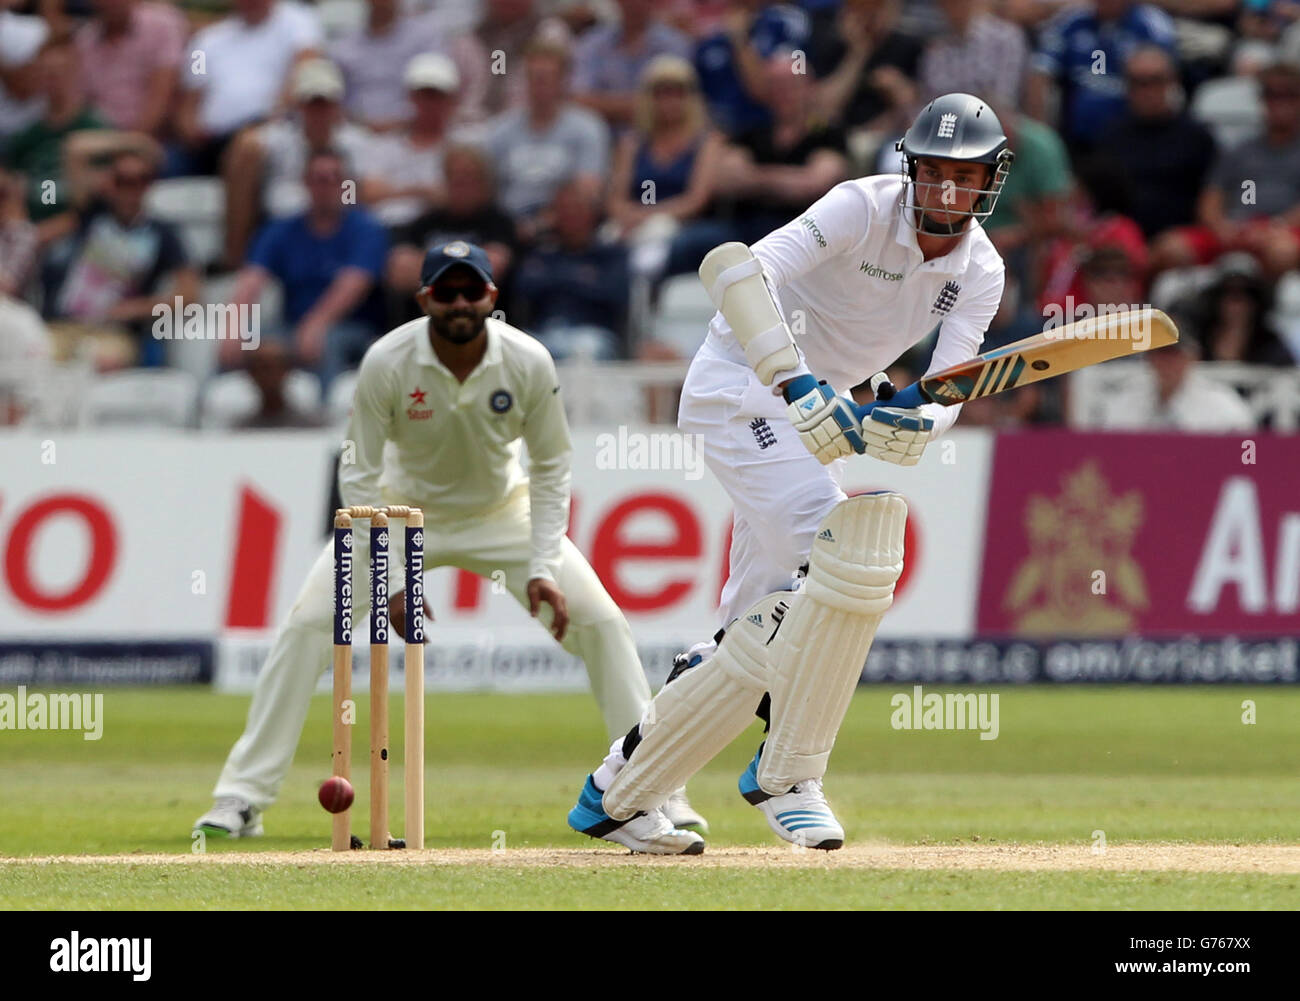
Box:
[318,776,354,813]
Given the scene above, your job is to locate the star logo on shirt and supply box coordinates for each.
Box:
[409,387,428,405]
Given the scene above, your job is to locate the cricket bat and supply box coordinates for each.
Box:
[913,307,1179,406]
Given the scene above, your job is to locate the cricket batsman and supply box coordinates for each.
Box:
[194,241,705,854]
[568,94,1014,851]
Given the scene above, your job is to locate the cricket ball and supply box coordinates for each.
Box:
[318,776,354,813]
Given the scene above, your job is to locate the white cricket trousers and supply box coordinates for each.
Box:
[679,342,848,627]
[213,487,651,809]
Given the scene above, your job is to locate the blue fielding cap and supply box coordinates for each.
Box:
[421,240,494,286]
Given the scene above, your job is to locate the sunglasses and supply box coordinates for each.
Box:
[114,173,151,189]
[429,280,487,303]
[1262,89,1300,101]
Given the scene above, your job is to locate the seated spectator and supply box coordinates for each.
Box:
[711,53,849,243]
[695,1,812,136]
[0,0,48,140]
[815,0,921,133]
[571,0,692,130]
[39,149,199,368]
[0,165,38,297]
[0,291,52,424]
[1174,253,1296,365]
[917,0,1027,106]
[456,0,545,122]
[605,56,723,285]
[1092,46,1216,241]
[173,0,324,177]
[1098,336,1257,431]
[331,0,485,133]
[76,0,186,139]
[221,58,374,269]
[360,54,462,230]
[1026,0,1177,156]
[386,144,518,325]
[228,150,388,388]
[1041,222,1148,318]
[1241,0,1300,43]
[1151,59,1300,279]
[480,28,610,241]
[3,38,108,223]
[511,176,630,360]
[663,0,730,38]
[235,341,325,428]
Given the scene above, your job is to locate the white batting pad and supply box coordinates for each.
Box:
[602,593,787,820]
[698,242,800,386]
[756,493,907,794]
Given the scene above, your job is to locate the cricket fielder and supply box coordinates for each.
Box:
[195,241,705,854]
[568,94,1014,850]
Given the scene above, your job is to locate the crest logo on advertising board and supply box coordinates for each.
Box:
[1004,462,1149,634]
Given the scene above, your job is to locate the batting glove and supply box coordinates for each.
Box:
[783,374,866,464]
[856,405,935,466]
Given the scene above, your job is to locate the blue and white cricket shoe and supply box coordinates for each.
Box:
[739,747,844,850]
[568,776,705,855]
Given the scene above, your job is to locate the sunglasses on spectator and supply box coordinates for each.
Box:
[650,82,691,95]
[1262,88,1300,101]
[113,173,152,189]
[429,280,488,303]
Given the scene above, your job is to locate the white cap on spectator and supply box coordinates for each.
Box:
[293,58,345,102]
[405,53,460,93]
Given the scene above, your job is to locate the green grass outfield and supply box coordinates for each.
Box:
[1,686,1298,909]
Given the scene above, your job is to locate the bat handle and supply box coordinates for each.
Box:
[868,372,895,401]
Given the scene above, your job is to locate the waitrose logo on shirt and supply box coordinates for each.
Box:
[859,260,904,281]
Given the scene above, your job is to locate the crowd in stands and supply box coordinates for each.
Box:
[1,0,1299,430]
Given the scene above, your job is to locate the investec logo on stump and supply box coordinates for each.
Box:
[152,297,261,351]
[50,932,151,981]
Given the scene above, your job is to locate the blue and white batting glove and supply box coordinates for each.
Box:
[852,401,935,466]
[782,374,866,464]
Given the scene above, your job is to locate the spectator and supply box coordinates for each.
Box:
[386,144,518,324]
[360,54,462,229]
[235,341,325,428]
[0,0,48,140]
[1042,219,1148,317]
[1092,46,1216,241]
[0,291,52,424]
[511,176,630,359]
[39,149,199,368]
[480,28,610,240]
[174,0,324,177]
[76,0,186,139]
[221,58,374,269]
[712,53,849,242]
[815,0,921,132]
[330,0,485,133]
[664,0,730,38]
[228,149,388,388]
[1175,253,1296,364]
[606,55,723,285]
[571,0,693,129]
[1026,0,1177,155]
[1098,336,1258,431]
[1151,59,1300,279]
[3,38,108,223]
[459,0,544,121]
[695,1,813,136]
[917,0,1028,107]
[0,165,38,297]
[1253,2,1300,45]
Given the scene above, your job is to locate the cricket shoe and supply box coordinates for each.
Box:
[663,786,709,834]
[193,796,263,838]
[738,747,844,850]
[567,775,705,854]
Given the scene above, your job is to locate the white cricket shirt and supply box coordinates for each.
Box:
[697,174,1006,436]
[340,316,572,582]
